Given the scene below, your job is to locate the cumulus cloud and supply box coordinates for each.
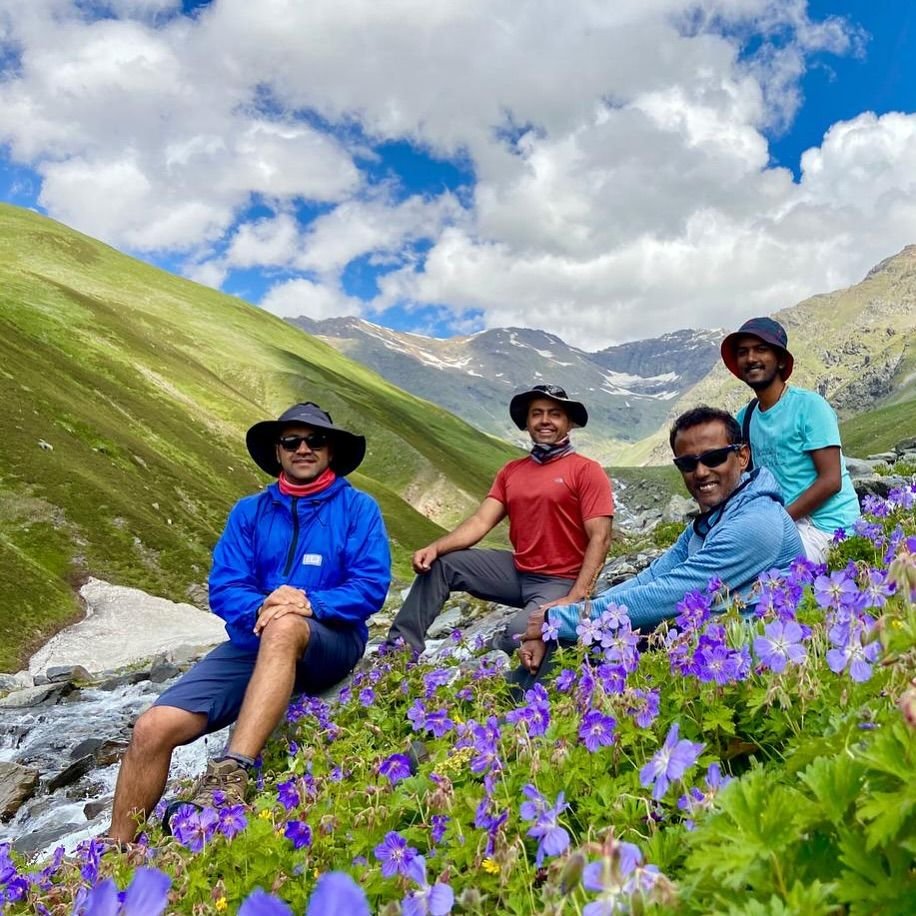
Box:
[0,0,913,347]
[261,278,363,321]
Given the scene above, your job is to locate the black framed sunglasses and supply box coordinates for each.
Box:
[673,444,742,473]
[278,432,329,452]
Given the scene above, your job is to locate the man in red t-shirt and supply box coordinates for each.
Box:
[386,384,614,655]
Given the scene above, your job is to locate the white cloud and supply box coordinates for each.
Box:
[260,278,363,321]
[0,1,914,348]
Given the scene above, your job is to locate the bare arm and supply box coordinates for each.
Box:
[412,497,507,573]
[785,446,842,521]
[563,515,612,604]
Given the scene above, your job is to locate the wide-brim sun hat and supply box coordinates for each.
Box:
[721,316,794,381]
[246,402,366,477]
[508,384,589,431]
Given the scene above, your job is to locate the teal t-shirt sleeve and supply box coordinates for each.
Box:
[800,393,841,451]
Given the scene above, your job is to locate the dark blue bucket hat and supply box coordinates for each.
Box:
[721,317,794,381]
[246,402,366,477]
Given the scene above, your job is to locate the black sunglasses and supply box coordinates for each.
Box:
[673,444,742,473]
[278,432,329,452]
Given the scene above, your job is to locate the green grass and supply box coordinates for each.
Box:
[840,395,916,456]
[0,203,518,670]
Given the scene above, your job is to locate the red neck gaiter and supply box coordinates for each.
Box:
[278,468,337,497]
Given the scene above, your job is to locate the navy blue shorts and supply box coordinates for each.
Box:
[153,618,364,735]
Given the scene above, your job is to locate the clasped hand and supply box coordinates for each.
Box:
[253,584,312,636]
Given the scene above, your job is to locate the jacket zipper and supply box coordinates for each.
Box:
[283,496,300,577]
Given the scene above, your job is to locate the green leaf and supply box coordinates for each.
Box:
[799,754,866,826]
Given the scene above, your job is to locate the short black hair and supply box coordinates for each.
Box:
[669,405,742,452]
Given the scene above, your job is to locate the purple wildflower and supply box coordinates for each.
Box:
[753,619,807,673]
[582,842,663,913]
[277,778,301,811]
[239,888,294,915]
[379,753,412,785]
[423,668,453,697]
[218,804,248,839]
[677,762,731,829]
[172,806,219,853]
[579,709,617,753]
[520,785,570,867]
[639,724,705,800]
[474,797,509,856]
[813,570,859,611]
[374,831,418,878]
[541,619,559,642]
[403,855,455,916]
[626,688,660,728]
[284,820,312,850]
[555,668,576,693]
[74,868,171,916]
[358,686,376,707]
[430,814,449,845]
[306,872,370,916]
[576,616,603,646]
[426,708,456,738]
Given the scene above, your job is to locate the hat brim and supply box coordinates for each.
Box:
[509,391,589,430]
[246,419,366,477]
[721,332,794,381]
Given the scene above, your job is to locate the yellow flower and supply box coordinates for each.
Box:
[258,809,272,820]
[215,899,228,912]
[481,858,500,875]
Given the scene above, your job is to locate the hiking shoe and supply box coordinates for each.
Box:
[185,758,249,810]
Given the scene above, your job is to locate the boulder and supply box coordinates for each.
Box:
[94,739,129,767]
[0,761,39,821]
[84,797,113,820]
[662,494,698,524]
[427,607,464,639]
[13,823,82,857]
[45,665,92,684]
[148,658,181,683]
[70,737,104,760]
[895,436,916,454]
[845,456,878,478]
[0,683,70,708]
[854,475,908,501]
[866,451,897,463]
[45,754,96,793]
[0,671,33,692]
[98,670,150,691]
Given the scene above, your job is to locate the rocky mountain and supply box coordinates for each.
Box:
[289,318,724,464]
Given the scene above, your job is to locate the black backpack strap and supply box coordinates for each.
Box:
[741,398,758,471]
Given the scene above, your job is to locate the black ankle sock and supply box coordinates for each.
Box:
[218,751,256,770]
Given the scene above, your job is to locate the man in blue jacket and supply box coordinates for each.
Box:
[109,402,390,843]
[518,406,803,673]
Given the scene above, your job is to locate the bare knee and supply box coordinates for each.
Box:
[259,615,310,656]
[130,705,204,756]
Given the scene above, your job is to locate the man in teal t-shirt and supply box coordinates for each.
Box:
[721,317,860,563]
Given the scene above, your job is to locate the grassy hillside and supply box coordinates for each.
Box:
[839,397,916,456]
[0,204,517,670]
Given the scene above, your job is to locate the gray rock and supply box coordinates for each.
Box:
[427,607,464,639]
[0,671,33,691]
[71,737,104,760]
[98,670,150,691]
[854,475,908,501]
[45,754,96,793]
[148,658,181,683]
[895,436,916,454]
[866,451,897,463]
[845,456,878,478]
[0,683,70,708]
[0,761,40,821]
[13,823,81,857]
[94,739,129,767]
[46,665,92,683]
[663,494,699,523]
[165,644,208,667]
[84,797,113,820]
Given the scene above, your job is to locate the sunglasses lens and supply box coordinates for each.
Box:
[673,446,735,472]
[279,433,329,451]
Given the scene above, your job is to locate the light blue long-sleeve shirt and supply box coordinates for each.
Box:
[549,467,804,638]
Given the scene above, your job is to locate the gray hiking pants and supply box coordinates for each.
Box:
[386,548,575,654]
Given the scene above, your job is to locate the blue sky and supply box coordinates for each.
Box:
[0,0,914,348]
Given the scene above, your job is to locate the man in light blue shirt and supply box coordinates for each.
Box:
[721,317,860,563]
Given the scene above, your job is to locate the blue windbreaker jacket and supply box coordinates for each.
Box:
[208,477,391,651]
[550,467,804,637]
